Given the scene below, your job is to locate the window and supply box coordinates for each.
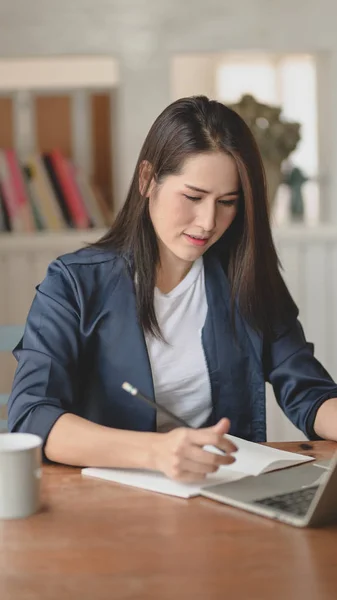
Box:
[216,53,318,225]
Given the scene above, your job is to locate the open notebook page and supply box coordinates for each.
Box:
[82,435,313,499]
[82,466,247,498]
[205,434,314,476]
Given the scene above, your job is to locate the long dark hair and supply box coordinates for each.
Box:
[93,95,297,339]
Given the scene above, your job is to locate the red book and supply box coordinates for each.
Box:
[49,149,90,229]
[5,149,35,232]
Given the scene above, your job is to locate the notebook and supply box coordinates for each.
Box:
[81,435,314,498]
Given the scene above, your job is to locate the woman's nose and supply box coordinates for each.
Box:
[196,201,216,232]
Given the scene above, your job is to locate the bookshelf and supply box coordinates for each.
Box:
[0,56,119,235]
[0,57,118,335]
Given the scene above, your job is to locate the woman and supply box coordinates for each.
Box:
[8,96,337,482]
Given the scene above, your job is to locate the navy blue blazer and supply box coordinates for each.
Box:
[7,246,337,448]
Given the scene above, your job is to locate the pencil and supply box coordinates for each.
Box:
[121,381,227,456]
[122,381,189,428]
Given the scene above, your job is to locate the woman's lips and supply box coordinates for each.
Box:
[184,234,209,247]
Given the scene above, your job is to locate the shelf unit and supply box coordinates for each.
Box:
[0,56,119,214]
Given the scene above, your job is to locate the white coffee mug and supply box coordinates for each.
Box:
[0,433,43,519]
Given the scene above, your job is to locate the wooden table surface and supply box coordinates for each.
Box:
[0,441,337,600]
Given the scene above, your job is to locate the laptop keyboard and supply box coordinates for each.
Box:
[253,485,319,517]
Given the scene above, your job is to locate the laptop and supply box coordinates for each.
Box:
[200,453,337,527]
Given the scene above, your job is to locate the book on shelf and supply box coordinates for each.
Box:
[0,149,25,233]
[47,149,91,229]
[0,148,112,233]
[0,183,11,232]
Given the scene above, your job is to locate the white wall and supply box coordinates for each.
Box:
[171,55,218,100]
[268,226,337,441]
[0,0,337,216]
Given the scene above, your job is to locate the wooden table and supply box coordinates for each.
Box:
[0,441,337,600]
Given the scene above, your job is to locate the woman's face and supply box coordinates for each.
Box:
[148,152,240,266]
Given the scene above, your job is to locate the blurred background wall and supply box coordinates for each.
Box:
[1,0,337,440]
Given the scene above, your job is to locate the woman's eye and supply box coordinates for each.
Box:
[184,194,201,201]
[184,194,238,205]
[219,199,237,207]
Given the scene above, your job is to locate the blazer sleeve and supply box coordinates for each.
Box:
[7,258,81,451]
[264,319,337,440]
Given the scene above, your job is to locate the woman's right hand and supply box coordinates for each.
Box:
[151,418,237,483]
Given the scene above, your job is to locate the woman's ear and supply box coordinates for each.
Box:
[139,160,155,197]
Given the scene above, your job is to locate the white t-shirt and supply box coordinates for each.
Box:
[144,257,212,432]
